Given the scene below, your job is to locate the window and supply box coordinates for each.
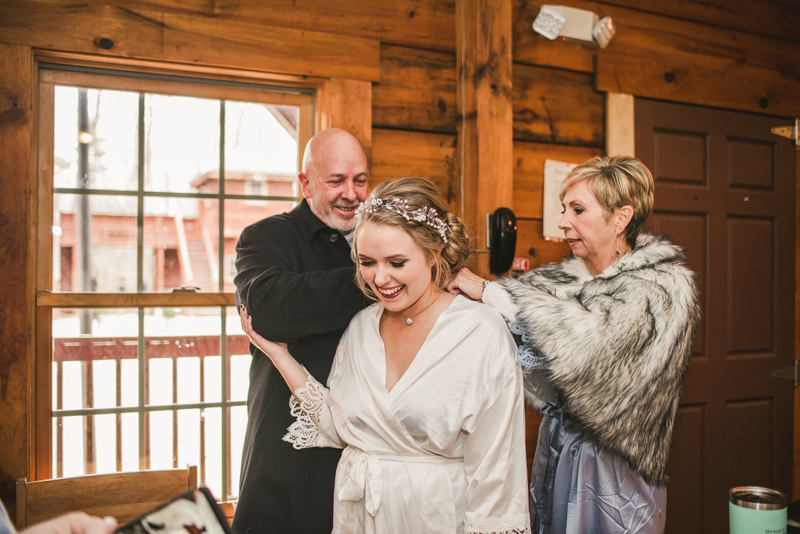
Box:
[246,180,266,196]
[224,255,239,284]
[36,65,314,501]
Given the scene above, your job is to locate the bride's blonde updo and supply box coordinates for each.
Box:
[352,177,471,300]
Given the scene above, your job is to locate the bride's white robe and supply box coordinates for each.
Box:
[284,295,531,534]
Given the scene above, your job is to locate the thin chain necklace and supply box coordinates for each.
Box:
[397,291,441,326]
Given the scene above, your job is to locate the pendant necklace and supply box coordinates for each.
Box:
[399,292,440,325]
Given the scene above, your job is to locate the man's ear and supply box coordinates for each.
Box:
[298,172,312,201]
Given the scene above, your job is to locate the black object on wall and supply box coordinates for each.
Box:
[489,207,517,275]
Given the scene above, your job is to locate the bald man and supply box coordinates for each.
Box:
[233,129,369,534]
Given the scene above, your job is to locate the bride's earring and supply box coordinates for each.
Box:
[615,233,621,256]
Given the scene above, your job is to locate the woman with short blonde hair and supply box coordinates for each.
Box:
[559,155,654,248]
[450,156,700,534]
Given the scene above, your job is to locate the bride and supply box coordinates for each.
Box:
[240,177,530,534]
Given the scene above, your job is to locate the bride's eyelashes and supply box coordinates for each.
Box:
[357,259,407,268]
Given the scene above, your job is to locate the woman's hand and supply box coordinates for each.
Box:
[23,513,116,534]
[447,268,487,301]
[240,305,289,361]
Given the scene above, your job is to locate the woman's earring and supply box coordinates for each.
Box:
[615,233,620,256]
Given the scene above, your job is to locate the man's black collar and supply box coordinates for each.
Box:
[293,198,341,242]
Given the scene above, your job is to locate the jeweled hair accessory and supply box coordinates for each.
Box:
[355,197,449,243]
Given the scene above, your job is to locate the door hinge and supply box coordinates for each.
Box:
[769,360,799,387]
[771,119,799,147]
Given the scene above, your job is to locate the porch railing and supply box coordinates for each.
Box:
[52,334,251,500]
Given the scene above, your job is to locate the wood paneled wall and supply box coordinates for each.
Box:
[0,42,34,512]
[1,0,799,516]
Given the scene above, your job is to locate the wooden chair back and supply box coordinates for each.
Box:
[16,466,197,529]
[217,502,235,525]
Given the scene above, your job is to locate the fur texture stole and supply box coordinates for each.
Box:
[498,233,700,486]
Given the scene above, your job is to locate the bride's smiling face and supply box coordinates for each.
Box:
[356,221,436,314]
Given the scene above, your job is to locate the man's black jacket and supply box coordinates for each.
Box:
[232,199,366,534]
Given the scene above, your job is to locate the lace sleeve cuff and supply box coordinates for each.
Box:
[282,374,335,449]
[465,514,532,534]
[510,319,547,370]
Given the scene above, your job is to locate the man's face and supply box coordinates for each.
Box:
[299,136,369,234]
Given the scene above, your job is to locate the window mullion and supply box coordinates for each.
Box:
[221,307,229,500]
[137,93,147,471]
[219,99,229,500]
[137,93,145,293]
[219,100,226,293]
[138,307,147,471]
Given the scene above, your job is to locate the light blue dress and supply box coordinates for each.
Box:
[512,321,667,534]
[0,500,16,534]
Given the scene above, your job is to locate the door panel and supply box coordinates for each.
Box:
[725,399,774,488]
[728,139,774,190]
[636,98,794,534]
[668,404,706,533]
[654,131,707,185]
[728,218,774,354]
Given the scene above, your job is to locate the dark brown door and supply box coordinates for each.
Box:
[635,98,795,534]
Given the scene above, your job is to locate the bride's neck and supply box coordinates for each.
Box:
[385,285,443,322]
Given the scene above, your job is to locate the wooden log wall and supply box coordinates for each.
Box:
[0,0,799,518]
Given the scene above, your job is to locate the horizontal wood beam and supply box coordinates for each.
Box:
[585,0,800,117]
[512,1,594,73]
[599,0,800,45]
[516,219,572,267]
[512,141,603,219]
[513,0,800,117]
[37,292,235,308]
[371,128,458,212]
[0,2,380,81]
[513,63,604,147]
[373,44,457,134]
[597,52,800,118]
[211,0,456,53]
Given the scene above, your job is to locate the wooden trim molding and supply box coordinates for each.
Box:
[34,51,329,89]
[795,146,800,501]
[606,93,635,157]
[39,69,315,106]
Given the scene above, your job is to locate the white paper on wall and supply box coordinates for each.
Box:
[543,159,578,240]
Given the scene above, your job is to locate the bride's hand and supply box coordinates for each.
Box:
[239,305,289,361]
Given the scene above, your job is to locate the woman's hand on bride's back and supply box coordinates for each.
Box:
[240,305,289,360]
[447,268,487,301]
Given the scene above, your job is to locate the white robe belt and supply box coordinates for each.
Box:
[337,446,463,517]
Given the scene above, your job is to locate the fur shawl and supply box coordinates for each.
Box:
[498,233,700,486]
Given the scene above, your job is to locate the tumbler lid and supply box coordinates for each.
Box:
[729,487,787,510]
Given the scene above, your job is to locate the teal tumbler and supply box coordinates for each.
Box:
[729,486,787,534]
